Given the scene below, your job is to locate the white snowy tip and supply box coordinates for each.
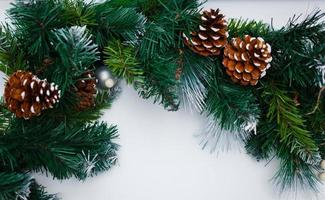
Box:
[254,62,261,67]
[260,70,266,78]
[266,43,272,52]
[36,96,40,102]
[239,41,244,49]
[201,16,208,21]
[21,91,26,100]
[254,53,260,58]
[182,33,188,40]
[257,37,264,42]
[199,25,207,31]
[50,85,55,92]
[211,15,216,19]
[46,90,50,96]
[210,27,220,32]
[42,82,46,88]
[241,53,247,61]
[31,106,35,114]
[198,33,208,40]
[203,43,213,48]
[23,79,28,86]
[234,54,239,61]
[55,85,58,90]
[246,44,250,50]
[30,81,35,89]
[265,57,273,63]
[40,88,43,95]
[190,39,198,45]
[211,35,220,40]
[266,64,271,69]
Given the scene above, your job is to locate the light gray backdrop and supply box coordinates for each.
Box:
[0,1,324,200]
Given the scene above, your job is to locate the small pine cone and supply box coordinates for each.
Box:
[183,9,228,56]
[75,71,97,111]
[222,35,272,86]
[4,70,60,119]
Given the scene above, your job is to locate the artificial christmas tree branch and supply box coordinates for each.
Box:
[0,0,324,198]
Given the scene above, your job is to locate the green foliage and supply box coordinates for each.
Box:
[0,172,32,200]
[0,100,11,134]
[227,18,270,38]
[263,85,320,164]
[136,0,202,110]
[204,60,260,131]
[8,0,64,62]
[265,11,325,87]
[90,2,146,47]
[179,49,214,111]
[0,24,26,75]
[26,181,58,200]
[0,119,118,180]
[245,85,321,191]
[104,39,144,85]
[138,51,180,110]
[62,0,97,27]
[46,26,99,94]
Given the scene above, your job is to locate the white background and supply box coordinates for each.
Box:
[0,0,325,200]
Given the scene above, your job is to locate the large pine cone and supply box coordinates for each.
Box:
[183,9,228,56]
[4,71,60,119]
[222,35,272,86]
[75,71,97,111]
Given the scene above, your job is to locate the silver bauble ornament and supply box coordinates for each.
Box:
[319,172,325,181]
[95,66,117,89]
[320,160,325,170]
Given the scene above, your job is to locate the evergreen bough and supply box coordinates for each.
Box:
[0,0,324,199]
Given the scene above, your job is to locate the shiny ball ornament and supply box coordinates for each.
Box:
[319,172,325,181]
[320,160,325,170]
[95,66,117,89]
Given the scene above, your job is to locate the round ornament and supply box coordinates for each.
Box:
[320,160,325,170]
[95,66,117,89]
[319,172,325,181]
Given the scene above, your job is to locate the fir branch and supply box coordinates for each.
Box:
[266,10,325,87]
[90,3,146,47]
[263,85,320,164]
[0,120,118,180]
[227,18,270,38]
[138,52,180,111]
[0,24,27,74]
[46,26,99,94]
[104,39,144,85]
[62,0,97,27]
[0,172,32,200]
[204,60,260,131]
[8,0,65,62]
[179,49,214,111]
[26,181,58,200]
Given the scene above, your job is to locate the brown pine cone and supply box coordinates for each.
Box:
[75,71,97,111]
[4,70,60,119]
[183,9,228,56]
[222,35,272,86]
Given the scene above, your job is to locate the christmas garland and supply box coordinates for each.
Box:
[0,0,324,199]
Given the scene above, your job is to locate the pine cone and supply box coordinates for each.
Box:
[183,9,228,56]
[222,35,272,86]
[4,70,60,119]
[75,71,97,111]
